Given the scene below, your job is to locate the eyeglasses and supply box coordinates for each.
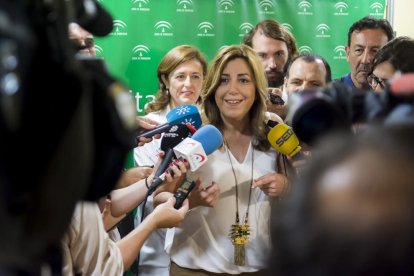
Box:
[367,74,387,90]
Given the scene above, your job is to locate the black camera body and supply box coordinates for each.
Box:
[0,0,134,272]
[286,77,414,145]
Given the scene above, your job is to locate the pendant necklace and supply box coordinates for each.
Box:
[225,139,254,266]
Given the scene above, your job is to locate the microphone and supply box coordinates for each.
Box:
[150,124,195,191]
[148,124,223,194]
[267,120,302,158]
[174,124,223,171]
[136,104,202,139]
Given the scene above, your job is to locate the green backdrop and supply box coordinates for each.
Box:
[95,0,386,115]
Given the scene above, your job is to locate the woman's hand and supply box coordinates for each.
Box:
[188,177,220,209]
[252,173,289,197]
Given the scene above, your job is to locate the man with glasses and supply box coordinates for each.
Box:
[336,16,393,90]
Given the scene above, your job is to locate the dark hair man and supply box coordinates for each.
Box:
[244,19,299,88]
[243,19,299,117]
[336,16,393,89]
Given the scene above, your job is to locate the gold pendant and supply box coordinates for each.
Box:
[229,223,251,266]
[234,243,245,266]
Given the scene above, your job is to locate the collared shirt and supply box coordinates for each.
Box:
[335,72,356,89]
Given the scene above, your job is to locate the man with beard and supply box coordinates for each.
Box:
[243,19,298,118]
[337,16,393,90]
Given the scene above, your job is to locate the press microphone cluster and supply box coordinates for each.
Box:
[149,123,196,194]
[147,124,223,195]
[136,104,202,139]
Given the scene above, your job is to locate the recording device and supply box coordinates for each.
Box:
[269,93,285,105]
[267,120,302,158]
[136,104,202,139]
[147,124,223,194]
[173,178,196,209]
[285,74,414,145]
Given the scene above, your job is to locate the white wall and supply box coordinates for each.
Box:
[392,0,414,38]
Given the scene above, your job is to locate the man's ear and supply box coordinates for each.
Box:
[345,45,350,62]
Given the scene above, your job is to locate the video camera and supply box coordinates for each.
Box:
[0,0,135,272]
[285,74,414,145]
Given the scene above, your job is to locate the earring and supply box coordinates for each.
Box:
[165,88,170,95]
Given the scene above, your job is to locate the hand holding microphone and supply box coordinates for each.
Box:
[147,123,196,195]
[267,120,310,174]
[267,120,302,158]
[136,104,201,140]
[148,124,223,195]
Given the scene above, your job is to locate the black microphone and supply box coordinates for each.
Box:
[148,125,223,194]
[136,104,202,139]
[148,124,194,195]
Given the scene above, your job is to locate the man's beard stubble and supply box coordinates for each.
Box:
[266,69,284,88]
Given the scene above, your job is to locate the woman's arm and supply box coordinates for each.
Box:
[117,196,189,271]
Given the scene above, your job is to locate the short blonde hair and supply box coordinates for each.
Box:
[202,44,270,151]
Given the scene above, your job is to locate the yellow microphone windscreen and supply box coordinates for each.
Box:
[268,123,302,157]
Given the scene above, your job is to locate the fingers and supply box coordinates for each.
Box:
[201,182,220,207]
[165,159,187,182]
[137,116,159,130]
[137,136,153,147]
[177,199,189,214]
[253,173,289,197]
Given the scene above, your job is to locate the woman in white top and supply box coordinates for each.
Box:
[134,45,209,276]
[157,45,289,275]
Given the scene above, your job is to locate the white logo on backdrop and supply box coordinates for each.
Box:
[334,2,349,15]
[176,0,194,12]
[333,45,347,60]
[132,45,151,60]
[197,22,215,37]
[282,23,294,33]
[259,0,275,14]
[299,45,313,54]
[154,21,174,36]
[111,20,128,36]
[131,0,150,12]
[370,2,384,16]
[219,0,235,14]
[297,1,313,15]
[218,45,230,52]
[239,22,253,37]
[94,45,104,56]
[315,23,331,38]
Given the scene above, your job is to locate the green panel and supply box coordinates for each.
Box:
[95,0,386,115]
